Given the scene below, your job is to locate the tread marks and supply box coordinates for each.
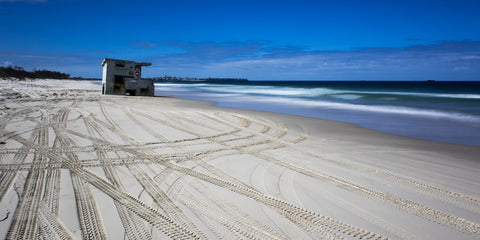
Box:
[70,170,107,240]
[179,190,286,240]
[286,146,480,214]
[106,104,387,239]
[128,108,229,143]
[66,163,202,240]
[126,163,205,237]
[37,202,77,240]
[6,115,49,239]
[0,107,41,202]
[198,111,480,238]
[4,93,476,239]
[42,165,61,215]
[92,107,207,238]
[253,152,480,237]
[188,182,287,240]
[83,117,153,240]
[42,115,62,216]
[6,154,45,239]
[52,108,108,240]
[196,109,480,237]
[107,105,335,236]
[0,138,32,202]
[83,109,208,239]
[162,161,387,240]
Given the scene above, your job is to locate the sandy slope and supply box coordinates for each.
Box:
[0,79,479,240]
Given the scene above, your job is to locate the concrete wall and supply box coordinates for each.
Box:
[101,58,153,96]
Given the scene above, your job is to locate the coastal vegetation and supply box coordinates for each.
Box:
[0,66,245,82]
[0,66,70,80]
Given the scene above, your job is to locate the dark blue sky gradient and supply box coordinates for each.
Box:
[1,0,480,80]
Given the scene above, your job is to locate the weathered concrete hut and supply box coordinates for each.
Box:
[101,58,154,96]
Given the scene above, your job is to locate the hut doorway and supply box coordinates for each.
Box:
[113,75,125,94]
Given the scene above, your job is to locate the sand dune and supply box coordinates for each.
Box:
[0,79,479,239]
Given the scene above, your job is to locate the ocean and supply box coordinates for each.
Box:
[154,81,480,146]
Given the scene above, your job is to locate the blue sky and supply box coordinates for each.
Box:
[1,0,480,80]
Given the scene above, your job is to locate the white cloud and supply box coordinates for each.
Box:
[168,41,480,80]
[454,66,470,71]
[2,40,480,80]
[461,56,480,60]
[130,41,159,48]
[1,61,13,67]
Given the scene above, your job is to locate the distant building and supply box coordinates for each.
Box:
[101,58,154,96]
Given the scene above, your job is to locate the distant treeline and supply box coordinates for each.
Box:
[151,76,248,82]
[0,66,70,80]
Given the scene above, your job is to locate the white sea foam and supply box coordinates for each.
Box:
[154,83,480,123]
[331,94,364,100]
[209,93,480,123]
[198,85,339,97]
[156,83,480,100]
[155,83,209,88]
[156,83,341,98]
[345,90,480,99]
[253,96,480,123]
[154,82,480,145]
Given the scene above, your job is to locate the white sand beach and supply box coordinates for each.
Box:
[0,79,479,240]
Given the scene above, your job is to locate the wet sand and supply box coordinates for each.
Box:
[0,79,479,239]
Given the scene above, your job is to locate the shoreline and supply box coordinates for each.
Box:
[167,89,479,151]
[1,79,479,239]
[153,81,480,147]
[159,92,480,149]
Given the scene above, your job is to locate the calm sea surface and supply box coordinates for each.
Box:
[154,81,480,146]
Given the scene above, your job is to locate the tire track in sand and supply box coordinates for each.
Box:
[7,126,203,240]
[114,104,389,239]
[6,113,49,239]
[286,144,480,215]
[83,117,152,240]
[188,108,480,238]
[51,108,107,240]
[37,202,77,240]
[52,151,203,240]
[92,102,207,238]
[252,152,480,237]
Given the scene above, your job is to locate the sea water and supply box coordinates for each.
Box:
[154,81,480,146]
